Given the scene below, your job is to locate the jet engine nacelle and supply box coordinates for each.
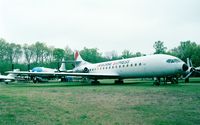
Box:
[83,67,89,73]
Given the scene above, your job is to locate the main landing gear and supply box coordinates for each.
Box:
[91,79,124,85]
[114,79,124,84]
[153,77,178,85]
[33,77,39,83]
[91,78,100,85]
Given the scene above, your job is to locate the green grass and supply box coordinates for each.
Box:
[0,78,200,125]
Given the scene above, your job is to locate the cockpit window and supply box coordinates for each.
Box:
[166,59,181,63]
[166,59,171,63]
[174,59,181,63]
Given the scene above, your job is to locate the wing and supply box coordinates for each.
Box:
[55,72,119,79]
[6,71,56,76]
[0,75,15,80]
[6,71,119,79]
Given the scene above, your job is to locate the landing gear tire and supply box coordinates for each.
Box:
[165,77,179,84]
[91,80,100,85]
[174,78,178,84]
[153,81,160,86]
[61,77,67,82]
[171,78,178,84]
[114,80,124,84]
[153,77,160,86]
[33,77,38,83]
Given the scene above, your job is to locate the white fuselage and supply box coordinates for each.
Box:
[74,54,187,78]
[0,74,15,83]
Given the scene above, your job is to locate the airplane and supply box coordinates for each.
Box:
[30,58,66,73]
[6,60,67,83]
[6,51,189,85]
[0,69,19,84]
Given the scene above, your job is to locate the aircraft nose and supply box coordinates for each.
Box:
[182,64,188,71]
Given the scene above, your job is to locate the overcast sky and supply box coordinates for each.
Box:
[0,0,200,54]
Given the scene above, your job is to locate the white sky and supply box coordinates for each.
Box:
[0,0,200,54]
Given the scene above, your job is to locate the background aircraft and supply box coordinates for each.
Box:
[6,60,66,83]
[0,69,19,84]
[30,58,66,72]
[7,51,188,85]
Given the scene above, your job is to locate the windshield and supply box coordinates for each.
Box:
[166,59,181,63]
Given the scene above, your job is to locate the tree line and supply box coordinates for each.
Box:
[153,40,200,67]
[0,38,200,74]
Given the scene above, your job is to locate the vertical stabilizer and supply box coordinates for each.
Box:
[74,51,89,67]
[7,69,19,78]
[59,58,66,72]
[74,50,84,62]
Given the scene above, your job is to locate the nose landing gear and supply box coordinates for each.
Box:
[153,77,178,85]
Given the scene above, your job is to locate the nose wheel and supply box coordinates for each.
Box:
[153,77,161,85]
[166,77,178,84]
[154,77,178,85]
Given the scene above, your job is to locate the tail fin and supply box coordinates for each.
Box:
[59,58,66,72]
[74,51,89,67]
[74,50,84,62]
[7,69,20,78]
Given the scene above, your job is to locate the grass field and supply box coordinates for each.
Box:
[0,78,200,125]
